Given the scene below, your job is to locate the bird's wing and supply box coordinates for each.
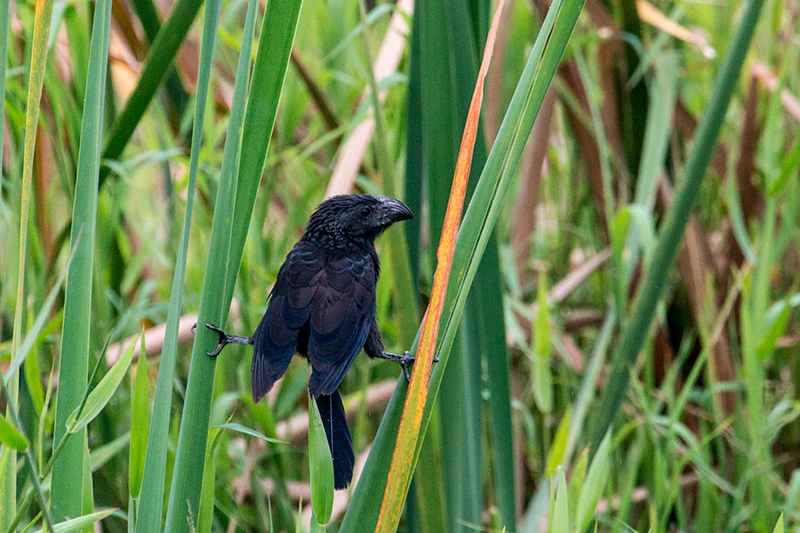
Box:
[251,241,325,402]
[307,252,376,396]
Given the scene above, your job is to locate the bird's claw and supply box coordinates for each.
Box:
[205,323,228,357]
[382,351,440,382]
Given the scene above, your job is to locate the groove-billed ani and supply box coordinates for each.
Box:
[205,194,415,489]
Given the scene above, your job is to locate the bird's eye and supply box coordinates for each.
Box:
[359,206,371,217]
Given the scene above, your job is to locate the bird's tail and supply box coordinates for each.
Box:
[315,390,354,490]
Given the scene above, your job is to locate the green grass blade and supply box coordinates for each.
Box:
[340,0,584,528]
[152,0,226,524]
[417,0,466,522]
[31,510,115,533]
[134,0,250,526]
[129,0,189,118]
[589,0,767,448]
[51,0,113,520]
[100,0,203,183]
[164,0,302,528]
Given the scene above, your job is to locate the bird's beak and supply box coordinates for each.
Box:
[376,196,413,225]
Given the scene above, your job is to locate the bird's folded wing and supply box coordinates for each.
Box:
[307,253,376,396]
[251,242,325,401]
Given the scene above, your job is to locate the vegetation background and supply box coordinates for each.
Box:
[0,0,797,529]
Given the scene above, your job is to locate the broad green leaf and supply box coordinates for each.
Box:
[215,423,288,444]
[575,429,612,532]
[0,413,29,451]
[309,394,334,524]
[129,330,149,498]
[66,332,139,434]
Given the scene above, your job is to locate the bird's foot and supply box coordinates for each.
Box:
[379,351,439,382]
[203,323,254,357]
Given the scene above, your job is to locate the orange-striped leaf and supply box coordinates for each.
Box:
[374,1,507,530]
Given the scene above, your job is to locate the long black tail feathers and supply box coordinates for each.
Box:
[315,390,354,490]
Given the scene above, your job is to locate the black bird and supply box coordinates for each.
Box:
[205,194,416,489]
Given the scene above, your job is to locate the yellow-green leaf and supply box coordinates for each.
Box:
[533,270,553,413]
[0,413,28,452]
[129,330,149,498]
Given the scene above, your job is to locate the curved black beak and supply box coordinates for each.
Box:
[376,196,413,225]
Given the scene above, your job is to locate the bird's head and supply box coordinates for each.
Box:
[304,194,413,249]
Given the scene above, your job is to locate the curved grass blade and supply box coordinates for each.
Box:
[31,509,115,533]
[51,0,113,520]
[375,3,506,530]
[65,332,140,434]
[164,0,303,529]
[215,423,287,444]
